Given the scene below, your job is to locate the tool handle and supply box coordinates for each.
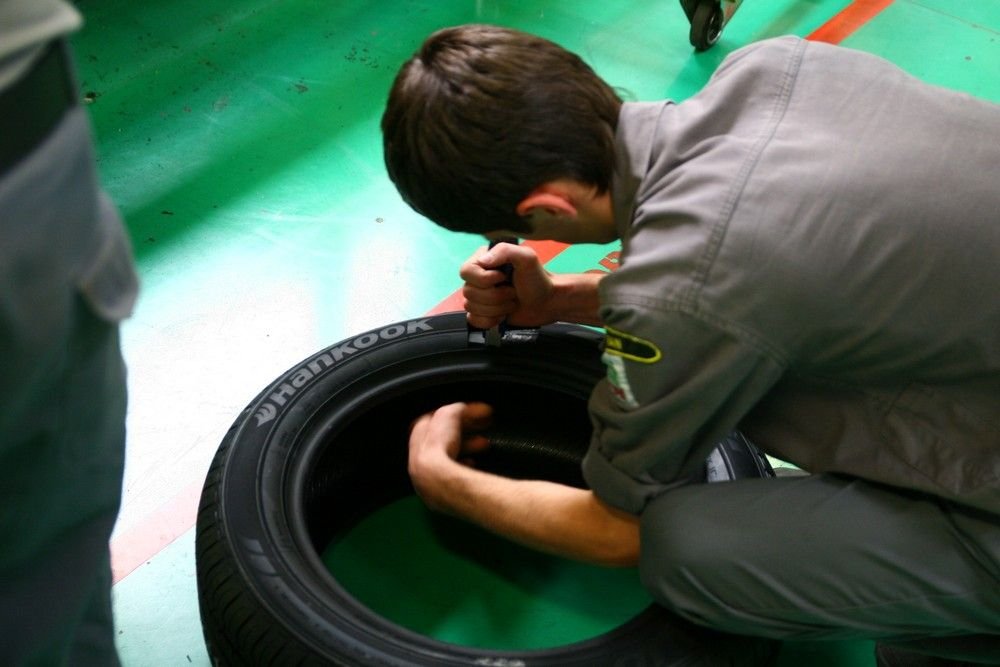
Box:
[485,238,518,346]
[488,237,518,286]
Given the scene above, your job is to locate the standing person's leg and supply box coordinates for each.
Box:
[0,42,136,666]
[638,474,1000,662]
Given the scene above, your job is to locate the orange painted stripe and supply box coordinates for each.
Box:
[807,0,894,44]
[111,479,203,583]
[111,1,889,584]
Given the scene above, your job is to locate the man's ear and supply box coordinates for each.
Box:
[515,192,578,220]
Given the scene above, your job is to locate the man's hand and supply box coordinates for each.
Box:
[407,402,640,567]
[459,244,557,329]
[408,402,493,514]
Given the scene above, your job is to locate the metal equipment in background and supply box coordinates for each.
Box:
[681,0,744,50]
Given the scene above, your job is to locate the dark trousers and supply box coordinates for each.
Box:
[0,42,136,667]
[639,474,1000,662]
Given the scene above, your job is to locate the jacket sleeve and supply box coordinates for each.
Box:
[582,301,786,514]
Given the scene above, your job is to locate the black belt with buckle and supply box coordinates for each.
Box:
[0,41,78,176]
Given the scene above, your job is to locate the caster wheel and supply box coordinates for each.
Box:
[690,1,724,51]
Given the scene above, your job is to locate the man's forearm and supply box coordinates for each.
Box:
[548,272,605,327]
[414,460,639,567]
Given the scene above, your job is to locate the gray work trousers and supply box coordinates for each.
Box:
[0,44,136,666]
[639,474,1000,662]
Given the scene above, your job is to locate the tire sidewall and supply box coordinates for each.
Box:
[203,313,774,666]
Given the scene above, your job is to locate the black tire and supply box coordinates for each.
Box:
[195,312,779,666]
[690,1,725,51]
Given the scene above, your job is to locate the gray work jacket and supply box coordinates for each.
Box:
[583,36,1000,516]
[0,0,80,90]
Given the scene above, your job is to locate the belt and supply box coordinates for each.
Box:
[0,41,78,176]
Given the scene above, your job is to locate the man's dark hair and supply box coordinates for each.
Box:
[381,24,622,235]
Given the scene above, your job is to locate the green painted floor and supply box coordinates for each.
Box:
[68,0,1000,664]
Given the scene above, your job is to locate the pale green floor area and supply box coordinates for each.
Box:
[67,0,1000,664]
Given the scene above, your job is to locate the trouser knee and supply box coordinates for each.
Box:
[636,487,756,631]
